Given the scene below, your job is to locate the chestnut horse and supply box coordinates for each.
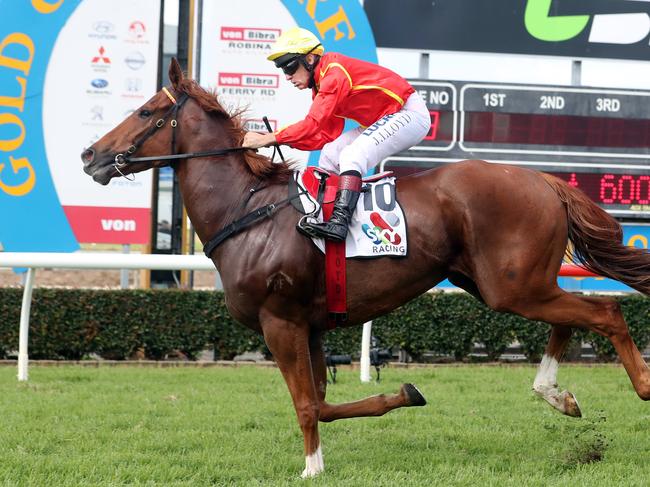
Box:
[82,59,650,478]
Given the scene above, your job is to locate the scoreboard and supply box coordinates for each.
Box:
[383,81,650,220]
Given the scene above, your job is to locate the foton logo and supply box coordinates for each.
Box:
[218,72,279,88]
[526,0,650,45]
[101,219,136,231]
[220,27,280,42]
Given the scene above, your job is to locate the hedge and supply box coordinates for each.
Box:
[0,288,648,362]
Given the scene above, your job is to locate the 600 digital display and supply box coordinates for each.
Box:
[383,81,650,219]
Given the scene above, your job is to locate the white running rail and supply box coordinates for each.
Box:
[0,252,215,381]
[0,252,377,384]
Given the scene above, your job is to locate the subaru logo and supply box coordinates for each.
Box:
[93,21,114,34]
[91,79,109,89]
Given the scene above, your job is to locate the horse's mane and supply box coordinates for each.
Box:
[175,78,294,182]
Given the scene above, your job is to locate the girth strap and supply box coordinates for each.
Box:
[203,190,306,258]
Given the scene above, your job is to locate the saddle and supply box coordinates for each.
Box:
[297,167,395,212]
[291,167,395,329]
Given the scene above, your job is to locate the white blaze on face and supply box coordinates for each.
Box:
[533,354,559,392]
[301,444,324,478]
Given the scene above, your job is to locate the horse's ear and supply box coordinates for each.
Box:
[169,57,183,89]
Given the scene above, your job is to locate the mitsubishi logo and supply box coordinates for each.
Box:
[91,46,111,64]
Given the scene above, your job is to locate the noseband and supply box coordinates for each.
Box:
[113,86,251,176]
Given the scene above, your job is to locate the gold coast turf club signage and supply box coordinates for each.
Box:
[0,0,161,251]
[0,1,80,252]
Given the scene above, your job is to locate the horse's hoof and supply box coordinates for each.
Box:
[403,383,427,406]
[560,390,582,418]
[301,446,324,478]
[301,464,323,479]
[301,467,322,479]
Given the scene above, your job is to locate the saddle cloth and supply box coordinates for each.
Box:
[292,167,408,258]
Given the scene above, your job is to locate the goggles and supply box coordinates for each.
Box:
[275,44,322,76]
[280,57,301,76]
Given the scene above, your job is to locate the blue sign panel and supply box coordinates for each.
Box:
[558,224,650,293]
[0,0,81,252]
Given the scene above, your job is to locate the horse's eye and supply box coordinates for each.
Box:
[139,109,152,119]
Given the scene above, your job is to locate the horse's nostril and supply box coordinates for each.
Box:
[81,148,95,164]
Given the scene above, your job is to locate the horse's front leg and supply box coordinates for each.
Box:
[309,331,426,422]
[260,309,323,478]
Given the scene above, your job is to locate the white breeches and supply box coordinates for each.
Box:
[318,92,431,175]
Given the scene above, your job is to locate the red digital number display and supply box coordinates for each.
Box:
[549,172,650,207]
[424,110,440,140]
[422,110,454,144]
[465,112,650,149]
[386,164,650,213]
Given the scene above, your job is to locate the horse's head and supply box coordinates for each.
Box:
[81,58,187,185]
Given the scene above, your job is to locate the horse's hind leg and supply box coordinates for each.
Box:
[261,311,323,478]
[308,332,426,423]
[533,325,582,417]
[503,289,650,402]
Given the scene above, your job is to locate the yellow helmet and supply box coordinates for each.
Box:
[267,27,324,65]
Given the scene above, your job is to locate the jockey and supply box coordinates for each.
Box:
[243,27,430,241]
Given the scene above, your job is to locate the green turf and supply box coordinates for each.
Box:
[0,364,649,486]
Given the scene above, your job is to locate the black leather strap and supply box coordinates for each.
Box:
[203,189,307,257]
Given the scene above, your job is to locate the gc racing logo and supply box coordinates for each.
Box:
[363,212,403,253]
[526,0,650,44]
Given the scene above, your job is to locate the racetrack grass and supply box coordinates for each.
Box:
[1,365,649,486]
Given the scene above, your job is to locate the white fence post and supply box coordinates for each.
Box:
[360,321,372,383]
[18,268,35,382]
[121,244,130,289]
[0,252,218,382]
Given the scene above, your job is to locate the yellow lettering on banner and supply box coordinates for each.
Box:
[628,234,648,249]
[314,6,356,41]
[0,33,35,76]
[0,155,35,196]
[298,0,318,18]
[31,0,64,14]
[0,113,25,151]
[0,76,27,111]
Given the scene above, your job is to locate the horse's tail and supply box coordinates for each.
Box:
[541,173,650,296]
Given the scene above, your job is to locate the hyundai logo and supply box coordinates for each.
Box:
[91,79,109,89]
[93,21,114,34]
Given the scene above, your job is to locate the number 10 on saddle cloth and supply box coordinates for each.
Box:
[294,169,408,258]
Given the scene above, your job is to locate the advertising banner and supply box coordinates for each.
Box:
[0,0,161,252]
[198,0,377,166]
[365,0,650,62]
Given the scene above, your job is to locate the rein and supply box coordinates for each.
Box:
[112,85,307,257]
[113,86,251,169]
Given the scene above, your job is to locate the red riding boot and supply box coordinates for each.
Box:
[299,172,362,241]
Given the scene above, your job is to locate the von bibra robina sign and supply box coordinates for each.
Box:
[0,0,161,252]
[198,0,377,167]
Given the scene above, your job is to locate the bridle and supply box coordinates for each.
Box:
[112,86,252,177]
[110,85,303,257]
